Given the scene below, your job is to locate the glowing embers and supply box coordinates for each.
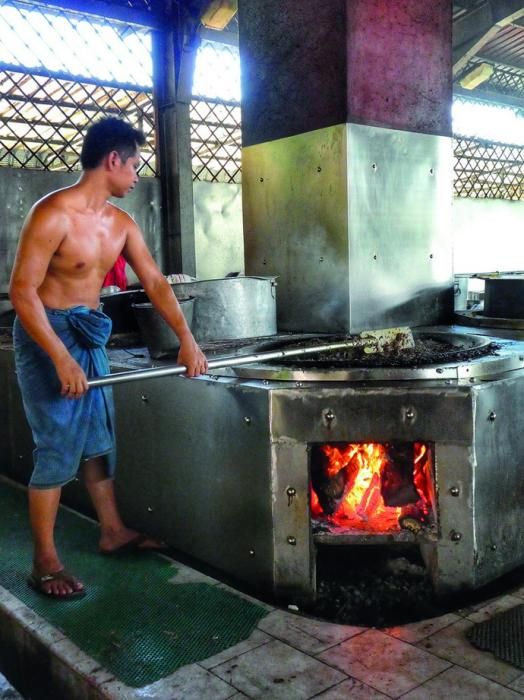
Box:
[310,442,436,533]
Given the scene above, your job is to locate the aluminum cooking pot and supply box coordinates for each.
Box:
[99,289,148,335]
[132,297,195,358]
[170,276,277,342]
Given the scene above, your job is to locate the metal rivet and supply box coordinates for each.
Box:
[141,395,148,402]
[295,382,303,388]
[287,536,297,546]
[147,506,153,513]
[449,486,460,497]
[317,166,322,172]
[405,407,415,421]
[450,530,462,542]
[371,162,377,170]
[429,254,434,259]
[286,487,297,505]
[248,549,255,557]
[436,367,443,374]
[244,416,252,425]
[488,411,496,421]
[324,409,335,423]
[259,177,264,182]
[373,254,377,260]
[491,544,497,551]
[429,167,434,175]
[319,256,324,262]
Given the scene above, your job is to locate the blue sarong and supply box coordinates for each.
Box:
[13,306,116,489]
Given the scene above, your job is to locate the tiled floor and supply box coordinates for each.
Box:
[3,559,524,699]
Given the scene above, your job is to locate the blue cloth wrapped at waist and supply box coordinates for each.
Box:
[13,306,116,489]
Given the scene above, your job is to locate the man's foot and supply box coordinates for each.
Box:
[27,569,85,600]
[99,531,168,555]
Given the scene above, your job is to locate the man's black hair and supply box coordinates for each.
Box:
[80,117,146,170]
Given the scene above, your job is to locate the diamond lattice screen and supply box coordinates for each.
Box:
[191,38,241,183]
[458,59,524,100]
[454,137,524,200]
[0,0,156,175]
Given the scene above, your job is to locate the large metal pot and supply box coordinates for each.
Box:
[483,274,524,319]
[0,291,14,328]
[170,276,277,342]
[132,297,195,358]
[100,289,148,334]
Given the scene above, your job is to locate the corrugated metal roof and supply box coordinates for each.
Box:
[479,24,524,70]
[453,1,524,100]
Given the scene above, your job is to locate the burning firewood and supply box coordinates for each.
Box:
[380,444,419,507]
[310,445,358,515]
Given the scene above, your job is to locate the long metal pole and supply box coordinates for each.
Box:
[88,338,369,388]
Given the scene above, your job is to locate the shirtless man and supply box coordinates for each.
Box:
[9,117,208,599]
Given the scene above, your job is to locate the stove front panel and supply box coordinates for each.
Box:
[271,372,524,597]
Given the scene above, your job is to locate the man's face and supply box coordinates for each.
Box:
[110,150,140,197]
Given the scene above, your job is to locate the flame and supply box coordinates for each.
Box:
[310,442,434,532]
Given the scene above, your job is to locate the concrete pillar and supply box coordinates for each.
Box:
[238,0,452,145]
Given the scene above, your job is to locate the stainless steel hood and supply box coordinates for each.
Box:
[243,122,454,334]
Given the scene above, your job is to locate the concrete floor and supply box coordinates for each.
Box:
[3,553,524,699]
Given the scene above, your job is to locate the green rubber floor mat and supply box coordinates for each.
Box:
[467,603,524,670]
[0,481,268,688]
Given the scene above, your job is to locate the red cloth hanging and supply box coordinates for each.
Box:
[102,255,128,291]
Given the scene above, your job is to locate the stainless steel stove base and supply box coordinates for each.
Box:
[3,338,524,604]
[110,360,524,603]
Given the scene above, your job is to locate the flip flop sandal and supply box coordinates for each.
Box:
[99,533,168,555]
[27,569,86,600]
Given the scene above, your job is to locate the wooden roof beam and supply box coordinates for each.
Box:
[453,1,524,76]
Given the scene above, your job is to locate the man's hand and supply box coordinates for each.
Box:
[177,336,208,377]
[55,355,89,398]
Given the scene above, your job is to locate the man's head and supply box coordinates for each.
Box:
[80,117,146,170]
[81,117,146,197]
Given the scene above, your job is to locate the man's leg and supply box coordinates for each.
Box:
[83,457,164,552]
[28,487,84,596]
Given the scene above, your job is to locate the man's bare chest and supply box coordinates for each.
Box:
[52,219,125,271]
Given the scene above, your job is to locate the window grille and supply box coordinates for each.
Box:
[457,59,524,99]
[89,0,157,10]
[0,1,156,175]
[454,137,524,200]
[452,95,524,200]
[191,38,241,183]
[190,98,241,183]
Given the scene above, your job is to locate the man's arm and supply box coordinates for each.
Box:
[122,216,208,377]
[9,202,89,397]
